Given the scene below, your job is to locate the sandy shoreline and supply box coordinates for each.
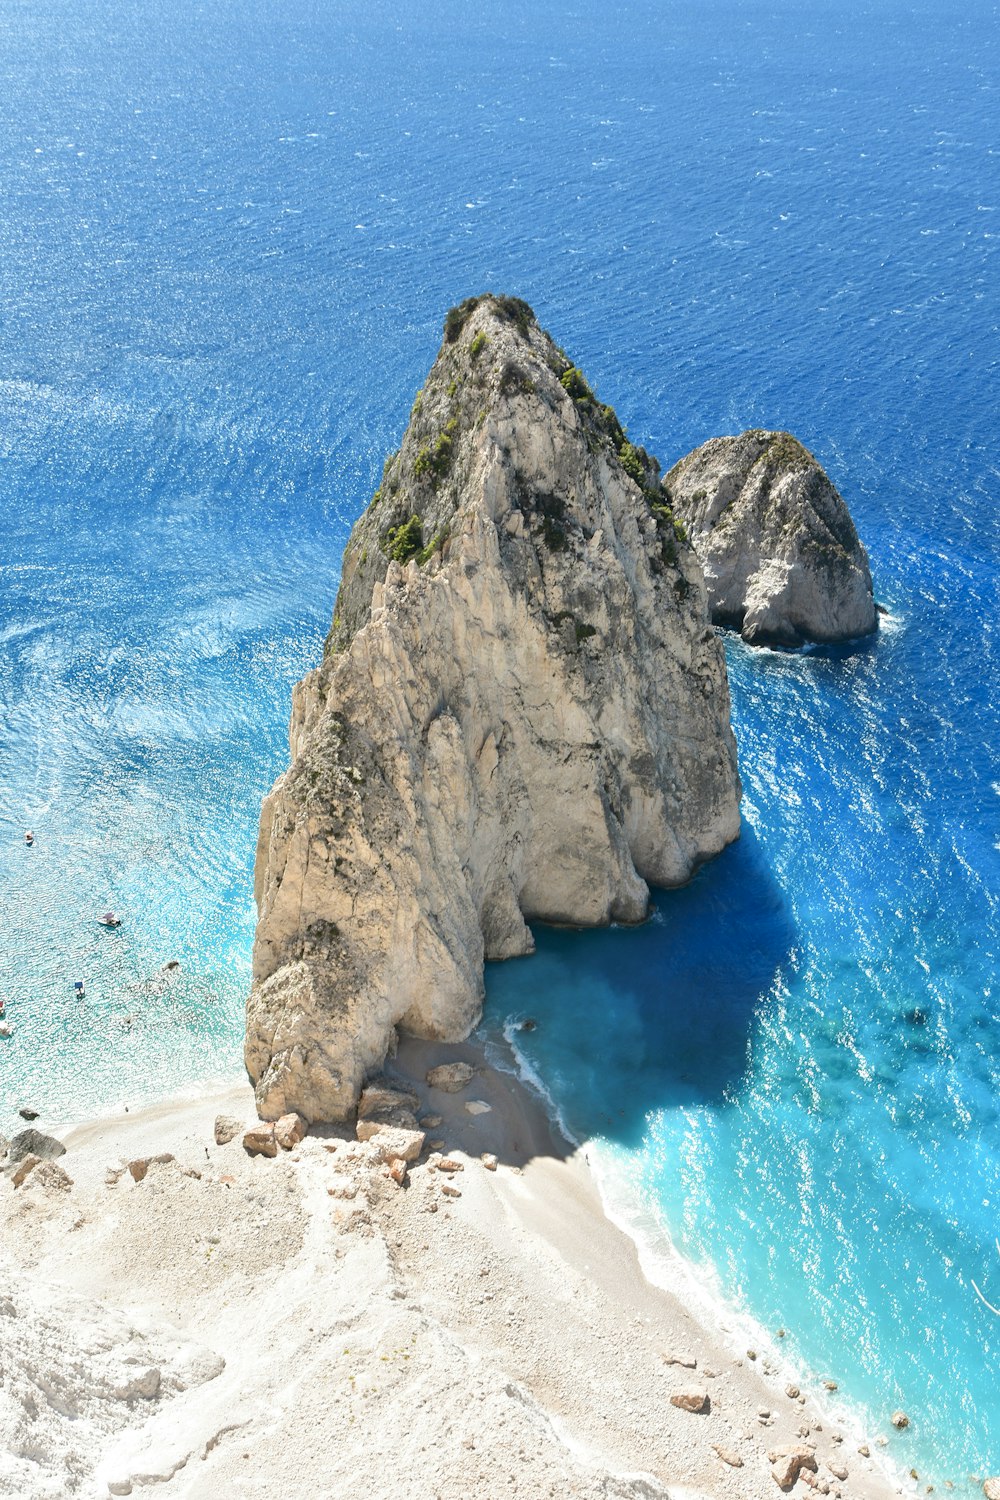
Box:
[1,1036,906,1500]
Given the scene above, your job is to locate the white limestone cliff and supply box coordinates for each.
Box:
[666,430,878,648]
[246,296,741,1122]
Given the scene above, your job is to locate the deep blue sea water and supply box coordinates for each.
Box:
[1,0,998,1485]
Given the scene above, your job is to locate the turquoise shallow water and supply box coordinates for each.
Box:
[1,0,998,1485]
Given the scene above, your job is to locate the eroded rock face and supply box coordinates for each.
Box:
[667,430,878,648]
[0,1274,224,1498]
[246,294,741,1121]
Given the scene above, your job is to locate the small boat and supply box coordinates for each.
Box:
[73,980,85,996]
[98,912,122,928]
[24,830,34,846]
[0,1022,13,1039]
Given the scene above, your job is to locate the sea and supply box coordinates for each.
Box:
[1,0,997,1486]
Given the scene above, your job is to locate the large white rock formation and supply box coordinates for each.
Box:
[246,296,741,1122]
[666,430,878,647]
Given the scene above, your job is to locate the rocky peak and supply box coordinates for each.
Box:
[246,295,741,1123]
[328,294,671,653]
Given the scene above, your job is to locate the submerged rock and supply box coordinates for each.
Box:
[246,294,741,1121]
[667,429,877,647]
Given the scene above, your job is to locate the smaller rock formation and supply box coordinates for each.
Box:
[667,430,877,647]
[890,1409,909,1429]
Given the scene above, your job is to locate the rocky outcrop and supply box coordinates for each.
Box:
[666,430,877,647]
[246,294,741,1122]
[0,1274,224,1498]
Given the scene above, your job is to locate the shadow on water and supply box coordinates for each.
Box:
[482,822,796,1151]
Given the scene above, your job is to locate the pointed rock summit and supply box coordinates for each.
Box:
[246,295,741,1122]
[667,430,878,648]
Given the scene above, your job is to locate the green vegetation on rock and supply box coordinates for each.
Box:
[619,441,645,487]
[381,515,423,565]
[560,366,593,402]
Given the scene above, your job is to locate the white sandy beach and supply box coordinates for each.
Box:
[1,1037,907,1500]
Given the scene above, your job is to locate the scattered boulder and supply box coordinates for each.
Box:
[127,1154,174,1183]
[274,1112,308,1150]
[663,1353,697,1369]
[358,1077,421,1122]
[890,1410,910,1430]
[0,1135,8,1162]
[213,1115,243,1146]
[828,1464,848,1482]
[355,1122,425,1163]
[18,1107,39,1121]
[669,1388,709,1414]
[242,1124,278,1158]
[464,1100,492,1116]
[858,1445,870,1458]
[9,1129,66,1165]
[426,1062,475,1094]
[435,1156,463,1173]
[481,1153,498,1171]
[982,1480,1000,1500]
[11,1154,41,1188]
[441,1183,461,1198]
[387,1157,408,1187]
[769,1445,818,1489]
[823,1380,838,1391]
[785,1384,800,1399]
[419,1115,442,1129]
[713,1446,743,1468]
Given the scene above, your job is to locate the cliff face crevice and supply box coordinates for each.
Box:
[246,296,741,1122]
[667,430,878,648]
